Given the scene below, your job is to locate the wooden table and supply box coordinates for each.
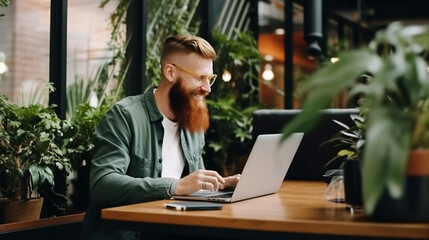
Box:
[101,181,429,240]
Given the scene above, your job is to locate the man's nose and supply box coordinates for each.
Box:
[200,80,211,94]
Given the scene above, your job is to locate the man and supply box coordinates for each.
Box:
[80,35,240,240]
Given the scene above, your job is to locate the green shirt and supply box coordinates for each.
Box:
[80,87,206,240]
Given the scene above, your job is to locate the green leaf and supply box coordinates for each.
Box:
[208,142,224,152]
[29,164,41,189]
[43,166,55,186]
[338,149,355,158]
[0,0,10,8]
[362,107,411,214]
[281,50,383,141]
[35,139,50,153]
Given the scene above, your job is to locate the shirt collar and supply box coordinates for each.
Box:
[144,86,164,122]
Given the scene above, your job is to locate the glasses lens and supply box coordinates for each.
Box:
[209,75,217,86]
[195,74,217,86]
[196,75,207,83]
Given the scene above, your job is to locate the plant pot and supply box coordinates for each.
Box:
[0,197,44,223]
[39,169,69,218]
[343,159,363,211]
[70,165,91,211]
[370,150,429,222]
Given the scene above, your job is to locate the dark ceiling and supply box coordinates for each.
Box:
[326,0,429,30]
[259,0,429,33]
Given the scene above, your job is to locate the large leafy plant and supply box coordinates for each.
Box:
[0,95,72,200]
[205,98,259,173]
[204,30,262,173]
[281,22,429,215]
[64,102,112,170]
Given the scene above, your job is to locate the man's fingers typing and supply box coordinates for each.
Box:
[199,170,225,184]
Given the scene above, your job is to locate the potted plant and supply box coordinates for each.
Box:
[204,30,262,175]
[0,95,72,223]
[281,22,429,221]
[65,101,112,211]
[205,97,259,175]
[323,113,366,210]
[324,113,365,168]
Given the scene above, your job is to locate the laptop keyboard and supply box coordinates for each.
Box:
[207,192,233,199]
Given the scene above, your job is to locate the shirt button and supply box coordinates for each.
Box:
[158,158,162,163]
[157,172,161,178]
[158,139,162,145]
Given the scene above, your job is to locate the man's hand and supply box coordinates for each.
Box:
[221,174,241,190]
[174,170,225,195]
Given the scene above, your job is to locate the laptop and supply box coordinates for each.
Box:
[172,133,304,203]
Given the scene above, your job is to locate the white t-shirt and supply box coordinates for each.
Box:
[161,116,185,179]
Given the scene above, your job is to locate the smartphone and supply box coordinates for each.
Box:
[164,201,222,211]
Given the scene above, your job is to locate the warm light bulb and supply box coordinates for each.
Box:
[222,70,232,82]
[330,57,340,63]
[262,69,274,81]
[262,64,274,81]
[264,55,274,61]
[274,28,285,35]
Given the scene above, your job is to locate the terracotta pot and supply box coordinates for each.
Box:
[406,150,429,176]
[0,197,44,223]
[371,150,429,222]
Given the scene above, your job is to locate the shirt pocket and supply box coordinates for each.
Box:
[128,153,154,177]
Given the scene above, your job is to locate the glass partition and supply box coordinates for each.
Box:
[0,0,51,106]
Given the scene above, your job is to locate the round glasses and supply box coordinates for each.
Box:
[172,64,217,86]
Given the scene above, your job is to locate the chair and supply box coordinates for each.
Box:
[253,108,359,181]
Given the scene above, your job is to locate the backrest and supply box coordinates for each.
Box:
[252,108,359,181]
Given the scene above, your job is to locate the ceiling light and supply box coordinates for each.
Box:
[222,70,232,82]
[330,57,340,63]
[264,55,274,61]
[262,64,274,81]
[274,28,285,35]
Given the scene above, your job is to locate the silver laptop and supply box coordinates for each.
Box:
[172,133,303,203]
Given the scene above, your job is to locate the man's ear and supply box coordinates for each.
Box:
[163,64,176,83]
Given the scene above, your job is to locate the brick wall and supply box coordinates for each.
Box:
[0,0,113,105]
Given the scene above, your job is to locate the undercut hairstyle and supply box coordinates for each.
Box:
[161,35,216,66]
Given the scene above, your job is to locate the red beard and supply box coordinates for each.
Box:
[168,79,210,133]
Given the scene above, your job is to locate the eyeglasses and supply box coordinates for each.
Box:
[172,64,217,86]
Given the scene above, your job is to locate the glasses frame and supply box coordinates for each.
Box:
[172,64,217,86]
